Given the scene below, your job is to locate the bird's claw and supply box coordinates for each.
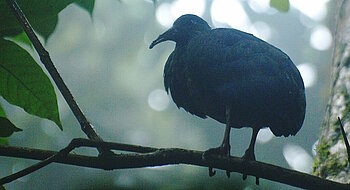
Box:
[209,167,216,177]
[241,149,256,162]
[242,175,259,185]
[242,171,259,185]
[208,167,230,178]
[203,144,231,177]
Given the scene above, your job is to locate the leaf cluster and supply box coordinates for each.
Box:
[0,0,94,143]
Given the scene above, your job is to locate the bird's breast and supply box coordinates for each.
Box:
[164,49,207,119]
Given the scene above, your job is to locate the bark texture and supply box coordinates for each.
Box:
[313,0,350,183]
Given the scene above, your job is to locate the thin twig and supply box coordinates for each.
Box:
[63,138,158,153]
[338,117,350,162]
[5,0,106,147]
[0,139,349,189]
[0,140,77,185]
[0,138,157,185]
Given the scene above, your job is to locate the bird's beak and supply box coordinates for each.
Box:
[149,27,176,49]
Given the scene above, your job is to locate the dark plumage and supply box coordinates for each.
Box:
[150,14,306,175]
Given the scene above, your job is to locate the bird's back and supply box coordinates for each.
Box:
[165,28,306,137]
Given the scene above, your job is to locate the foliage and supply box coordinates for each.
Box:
[1,0,71,40]
[0,0,95,136]
[75,0,95,17]
[0,117,22,137]
[0,104,5,117]
[0,105,9,145]
[270,0,290,12]
[0,39,62,129]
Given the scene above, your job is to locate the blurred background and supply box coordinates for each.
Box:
[1,0,336,189]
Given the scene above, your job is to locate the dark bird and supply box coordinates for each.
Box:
[149,14,306,177]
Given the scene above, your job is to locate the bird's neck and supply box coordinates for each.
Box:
[175,31,203,48]
[175,41,188,49]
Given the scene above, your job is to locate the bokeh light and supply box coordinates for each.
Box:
[156,0,206,28]
[247,0,276,14]
[290,0,329,21]
[310,25,332,51]
[148,89,170,111]
[211,0,251,31]
[155,3,173,28]
[257,128,274,144]
[297,63,317,88]
[283,144,313,173]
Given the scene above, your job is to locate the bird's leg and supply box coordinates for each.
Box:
[203,107,232,177]
[242,128,260,184]
[222,107,232,155]
[242,128,259,161]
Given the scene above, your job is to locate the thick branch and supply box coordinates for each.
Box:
[5,0,104,144]
[0,140,349,190]
[314,0,350,181]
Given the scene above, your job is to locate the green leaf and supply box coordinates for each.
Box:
[0,185,5,190]
[0,0,75,39]
[31,15,59,42]
[0,137,8,145]
[0,39,62,129]
[12,32,32,47]
[0,104,5,117]
[0,117,22,137]
[75,0,95,17]
[270,0,290,12]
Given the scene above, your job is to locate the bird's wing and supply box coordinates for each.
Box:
[186,28,305,136]
[163,51,174,93]
[186,28,300,93]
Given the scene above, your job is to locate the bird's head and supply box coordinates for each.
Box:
[149,14,211,49]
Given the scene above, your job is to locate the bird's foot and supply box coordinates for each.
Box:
[241,149,259,185]
[203,145,231,158]
[241,149,256,163]
[202,144,231,177]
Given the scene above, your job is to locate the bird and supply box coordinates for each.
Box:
[149,14,306,177]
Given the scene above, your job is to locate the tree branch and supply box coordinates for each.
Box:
[5,0,107,149]
[0,139,349,190]
[0,140,77,185]
[0,138,158,185]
